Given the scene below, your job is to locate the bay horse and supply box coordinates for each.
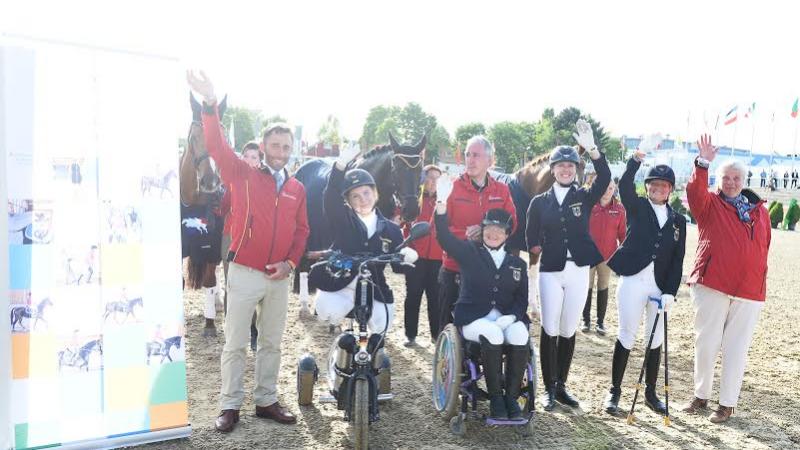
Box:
[183,93,227,336]
[293,133,426,292]
[491,146,587,255]
[146,335,183,364]
[10,297,53,331]
[58,339,103,371]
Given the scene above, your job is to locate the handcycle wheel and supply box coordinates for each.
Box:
[432,324,463,420]
[352,378,369,450]
[449,414,466,436]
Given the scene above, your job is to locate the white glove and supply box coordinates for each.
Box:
[336,142,360,168]
[659,294,676,312]
[528,264,540,319]
[399,247,418,265]
[494,314,516,330]
[435,175,453,204]
[573,118,599,159]
[638,133,663,153]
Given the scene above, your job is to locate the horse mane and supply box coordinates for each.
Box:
[361,144,393,160]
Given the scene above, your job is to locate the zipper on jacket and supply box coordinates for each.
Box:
[265,180,284,265]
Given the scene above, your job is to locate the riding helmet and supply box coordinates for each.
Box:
[481,208,514,234]
[342,168,376,197]
[549,145,581,168]
[644,165,676,187]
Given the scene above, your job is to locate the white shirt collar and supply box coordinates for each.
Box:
[553,183,571,205]
[358,210,378,238]
[484,245,507,269]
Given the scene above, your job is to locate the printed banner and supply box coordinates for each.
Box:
[2,39,189,449]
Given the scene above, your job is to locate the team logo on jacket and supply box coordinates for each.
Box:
[381,237,391,253]
[512,267,521,281]
[569,202,583,218]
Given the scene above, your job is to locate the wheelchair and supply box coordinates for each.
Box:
[431,323,537,436]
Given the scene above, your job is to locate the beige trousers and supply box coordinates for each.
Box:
[220,262,290,410]
[691,283,763,407]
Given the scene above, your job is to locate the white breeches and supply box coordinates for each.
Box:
[315,280,394,333]
[539,261,590,337]
[616,263,664,350]
[462,308,530,346]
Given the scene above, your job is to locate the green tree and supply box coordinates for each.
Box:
[221,106,263,152]
[552,106,609,151]
[360,103,444,161]
[454,122,487,149]
[488,121,537,172]
[317,114,343,147]
[604,137,624,163]
[425,124,451,164]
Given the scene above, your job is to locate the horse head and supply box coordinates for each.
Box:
[185,93,227,200]
[387,132,426,221]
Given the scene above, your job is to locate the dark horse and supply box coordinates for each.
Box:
[58,339,103,371]
[293,133,426,290]
[491,146,587,254]
[183,93,227,336]
[102,297,143,323]
[10,297,53,331]
[146,336,183,364]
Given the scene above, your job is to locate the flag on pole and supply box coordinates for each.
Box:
[744,102,756,118]
[714,113,720,130]
[792,98,799,119]
[724,106,738,125]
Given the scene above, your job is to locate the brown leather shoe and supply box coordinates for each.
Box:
[680,397,708,414]
[256,402,297,425]
[215,409,240,433]
[709,405,734,423]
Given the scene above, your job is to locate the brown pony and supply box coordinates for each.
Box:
[182,94,227,334]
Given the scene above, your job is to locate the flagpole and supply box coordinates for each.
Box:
[731,116,737,157]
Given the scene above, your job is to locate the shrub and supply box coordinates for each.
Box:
[783,199,800,230]
[769,202,784,229]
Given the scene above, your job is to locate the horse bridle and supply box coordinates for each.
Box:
[187,121,212,168]
[391,153,423,214]
[393,152,423,169]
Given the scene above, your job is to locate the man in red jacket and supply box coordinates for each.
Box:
[403,164,444,346]
[437,136,517,334]
[681,134,771,424]
[188,71,310,432]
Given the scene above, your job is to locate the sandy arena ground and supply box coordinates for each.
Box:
[143,224,800,449]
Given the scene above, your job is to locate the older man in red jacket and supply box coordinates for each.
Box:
[188,71,310,432]
[437,136,517,334]
[681,134,771,424]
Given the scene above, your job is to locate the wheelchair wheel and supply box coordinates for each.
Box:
[517,337,538,414]
[432,324,463,420]
[352,378,369,450]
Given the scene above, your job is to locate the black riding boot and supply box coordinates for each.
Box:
[581,289,593,331]
[644,346,667,414]
[596,289,609,334]
[539,330,558,411]
[604,340,630,414]
[504,344,529,420]
[555,335,579,407]
[480,337,508,420]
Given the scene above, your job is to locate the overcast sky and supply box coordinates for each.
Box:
[3,0,799,153]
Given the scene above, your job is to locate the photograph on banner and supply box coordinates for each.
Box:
[56,330,103,373]
[57,243,100,286]
[100,200,142,244]
[9,289,54,333]
[141,161,179,200]
[145,322,185,366]
[101,285,144,326]
[8,199,54,245]
[48,156,99,202]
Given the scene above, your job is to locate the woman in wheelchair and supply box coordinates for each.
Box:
[313,145,418,333]
[434,202,530,420]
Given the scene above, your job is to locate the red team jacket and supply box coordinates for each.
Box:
[589,200,627,261]
[202,106,309,271]
[404,193,443,260]
[686,162,770,301]
[442,174,517,272]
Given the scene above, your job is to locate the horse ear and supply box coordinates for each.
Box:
[415,134,428,153]
[218,95,228,118]
[388,132,400,150]
[190,92,201,122]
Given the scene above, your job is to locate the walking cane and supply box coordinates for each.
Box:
[626,297,662,425]
[663,310,670,426]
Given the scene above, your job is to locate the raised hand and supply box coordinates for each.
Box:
[697,133,718,162]
[335,142,361,168]
[638,133,663,153]
[573,119,600,159]
[186,70,216,103]
[435,175,453,204]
